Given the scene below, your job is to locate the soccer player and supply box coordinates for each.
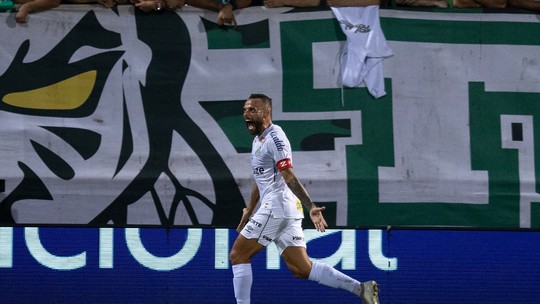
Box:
[229,93,380,304]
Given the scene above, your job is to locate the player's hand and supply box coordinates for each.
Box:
[236,208,251,233]
[309,206,328,232]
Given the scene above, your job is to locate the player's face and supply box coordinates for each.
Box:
[243,98,266,136]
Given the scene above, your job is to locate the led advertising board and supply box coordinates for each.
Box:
[1,227,539,303]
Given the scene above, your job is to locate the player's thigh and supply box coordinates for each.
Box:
[281,246,312,278]
[230,234,265,264]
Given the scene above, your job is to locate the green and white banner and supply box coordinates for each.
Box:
[0,6,539,229]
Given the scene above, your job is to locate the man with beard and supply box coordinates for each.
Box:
[229,93,380,304]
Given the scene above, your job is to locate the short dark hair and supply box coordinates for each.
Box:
[248,93,272,108]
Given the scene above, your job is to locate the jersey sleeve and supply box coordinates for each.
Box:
[268,128,293,171]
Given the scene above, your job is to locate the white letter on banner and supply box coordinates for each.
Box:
[500,115,540,228]
[25,227,86,270]
[126,228,202,271]
[267,229,356,270]
[214,228,229,269]
[378,42,492,204]
[368,229,397,271]
[0,227,13,268]
[99,228,114,269]
[266,243,280,269]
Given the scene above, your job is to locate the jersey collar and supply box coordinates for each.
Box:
[257,124,274,142]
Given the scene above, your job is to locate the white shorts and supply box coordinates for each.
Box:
[240,212,306,254]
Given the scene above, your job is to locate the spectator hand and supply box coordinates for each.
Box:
[97,0,116,8]
[164,0,185,10]
[263,0,285,7]
[217,3,236,27]
[134,0,164,12]
[15,5,30,23]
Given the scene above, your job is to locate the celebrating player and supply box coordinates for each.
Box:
[229,93,380,304]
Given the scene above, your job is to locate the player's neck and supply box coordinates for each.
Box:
[257,122,273,137]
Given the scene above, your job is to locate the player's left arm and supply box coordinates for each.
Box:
[280,166,328,232]
[236,182,260,233]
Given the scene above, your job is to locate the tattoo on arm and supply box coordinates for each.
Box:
[285,175,315,211]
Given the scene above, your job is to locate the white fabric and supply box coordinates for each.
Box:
[331,5,393,98]
[240,213,306,253]
[308,262,361,296]
[251,124,304,219]
[233,263,253,304]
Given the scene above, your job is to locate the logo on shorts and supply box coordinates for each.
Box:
[245,225,253,233]
[249,218,262,227]
[292,236,304,241]
[262,235,273,242]
[296,200,303,211]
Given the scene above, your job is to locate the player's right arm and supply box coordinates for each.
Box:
[236,182,260,232]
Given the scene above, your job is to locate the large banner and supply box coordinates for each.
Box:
[1,6,539,228]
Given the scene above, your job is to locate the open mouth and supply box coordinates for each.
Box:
[246,120,255,132]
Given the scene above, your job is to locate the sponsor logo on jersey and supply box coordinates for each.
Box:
[270,131,285,151]
[253,167,264,175]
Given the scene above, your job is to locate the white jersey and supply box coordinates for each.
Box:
[251,124,304,219]
[331,5,393,98]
